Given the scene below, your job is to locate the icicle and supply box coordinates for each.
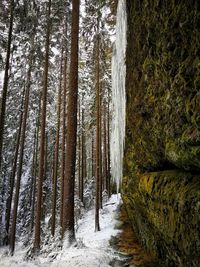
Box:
[111,0,127,193]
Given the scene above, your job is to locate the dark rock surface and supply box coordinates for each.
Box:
[123,1,200,266]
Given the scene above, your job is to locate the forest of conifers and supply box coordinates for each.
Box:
[0,0,117,256]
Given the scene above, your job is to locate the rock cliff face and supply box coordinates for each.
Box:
[123,1,200,266]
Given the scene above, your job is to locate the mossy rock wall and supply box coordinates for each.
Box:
[123,0,200,266]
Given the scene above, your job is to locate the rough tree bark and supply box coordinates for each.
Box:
[31,93,42,232]
[107,98,111,197]
[10,33,35,254]
[51,47,63,236]
[99,85,102,209]
[4,88,25,245]
[92,130,95,178]
[103,103,108,193]
[81,104,85,204]
[62,0,80,242]
[34,0,51,252]
[95,15,100,232]
[78,100,81,201]
[60,50,67,229]
[29,129,36,232]
[0,0,14,171]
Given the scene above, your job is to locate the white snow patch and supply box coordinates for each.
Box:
[0,194,122,267]
[111,0,127,192]
[0,70,4,92]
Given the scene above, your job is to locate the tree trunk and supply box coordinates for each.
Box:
[0,0,14,231]
[62,0,80,242]
[95,16,100,232]
[0,0,14,171]
[99,86,102,209]
[60,45,68,228]
[92,130,95,178]
[30,129,37,232]
[30,130,37,210]
[81,105,85,204]
[31,93,42,232]
[51,47,63,236]
[107,99,111,198]
[78,100,81,201]
[9,34,35,254]
[103,103,108,194]
[42,133,48,220]
[4,88,25,245]
[34,0,51,252]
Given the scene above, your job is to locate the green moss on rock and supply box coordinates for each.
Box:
[124,0,200,266]
[123,171,200,266]
[125,0,200,172]
[165,140,200,170]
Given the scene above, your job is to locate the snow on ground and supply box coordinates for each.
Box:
[0,194,122,267]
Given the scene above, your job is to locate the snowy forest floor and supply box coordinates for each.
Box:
[0,194,128,267]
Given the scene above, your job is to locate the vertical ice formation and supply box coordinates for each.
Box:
[111,0,127,193]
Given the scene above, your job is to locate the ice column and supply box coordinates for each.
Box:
[111,0,127,192]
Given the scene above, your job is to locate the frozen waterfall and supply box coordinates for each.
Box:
[111,0,127,193]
